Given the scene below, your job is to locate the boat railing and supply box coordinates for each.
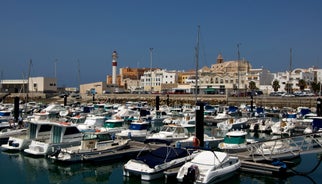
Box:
[245,132,322,162]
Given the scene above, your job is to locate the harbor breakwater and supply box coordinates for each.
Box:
[2,93,320,109]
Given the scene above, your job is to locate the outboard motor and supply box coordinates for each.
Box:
[183,165,199,183]
[51,147,61,159]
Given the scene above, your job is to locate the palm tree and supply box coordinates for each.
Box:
[272,80,280,92]
[248,81,257,91]
[311,81,320,94]
[297,79,306,91]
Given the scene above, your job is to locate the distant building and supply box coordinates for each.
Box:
[140,69,178,92]
[0,77,57,93]
[79,81,107,95]
[274,68,315,92]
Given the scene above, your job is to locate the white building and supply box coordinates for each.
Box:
[0,77,57,93]
[28,77,57,93]
[274,68,315,92]
[140,69,178,92]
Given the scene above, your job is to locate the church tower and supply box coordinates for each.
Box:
[216,53,224,64]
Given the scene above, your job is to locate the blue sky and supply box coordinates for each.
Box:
[1,0,322,87]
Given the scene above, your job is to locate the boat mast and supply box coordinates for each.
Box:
[26,59,32,103]
[77,59,81,91]
[195,25,200,104]
[288,48,292,94]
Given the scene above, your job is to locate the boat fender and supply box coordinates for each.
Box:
[193,137,200,147]
[272,159,287,171]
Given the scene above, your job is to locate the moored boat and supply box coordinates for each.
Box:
[218,130,255,153]
[49,131,130,162]
[176,150,241,184]
[24,121,83,156]
[123,139,198,181]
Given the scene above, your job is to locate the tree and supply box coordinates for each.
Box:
[248,81,257,91]
[311,81,320,94]
[297,79,306,91]
[272,80,280,92]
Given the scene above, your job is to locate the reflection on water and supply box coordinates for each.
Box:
[1,133,322,184]
[2,152,125,184]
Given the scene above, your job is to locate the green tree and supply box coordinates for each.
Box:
[297,79,306,91]
[272,80,280,92]
[248,81,257,91]
[311,81,320,94]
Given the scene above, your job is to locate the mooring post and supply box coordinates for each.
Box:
[64,95,67,106]
[195,101,204,147]
[14,97,19,122]
[317,98,322,117]
[156,96,160,111]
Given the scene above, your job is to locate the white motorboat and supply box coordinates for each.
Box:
[24,121,83,156]
[217,117,248,131]
[271,118,295,135]
[175,135,223,149]
[49,131,130,162]
[123,139,198,181]
[251,138,301,160]
[77,115,106,132]
[0,127,27,145]
[97,118,126,134]
[116,119,149,141]
[249,117,274,133]
[218,130,255,153]
[1,120,53,152]
[177,150,241,184]
[146,124,190,142]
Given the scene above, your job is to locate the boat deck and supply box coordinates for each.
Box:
[164,132,322,179]
[82,140,163,161]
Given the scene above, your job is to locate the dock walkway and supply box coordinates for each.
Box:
[229,132,322,176]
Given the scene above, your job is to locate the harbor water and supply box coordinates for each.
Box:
[1,131,322,184]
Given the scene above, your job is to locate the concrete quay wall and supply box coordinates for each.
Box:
[89,94,319,108]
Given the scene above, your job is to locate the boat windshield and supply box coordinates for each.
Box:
[129,123,148,130]
[161,126,175,132]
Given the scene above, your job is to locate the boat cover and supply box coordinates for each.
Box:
[137,147,190,168]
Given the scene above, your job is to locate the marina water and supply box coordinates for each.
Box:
[1,131,322,184]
